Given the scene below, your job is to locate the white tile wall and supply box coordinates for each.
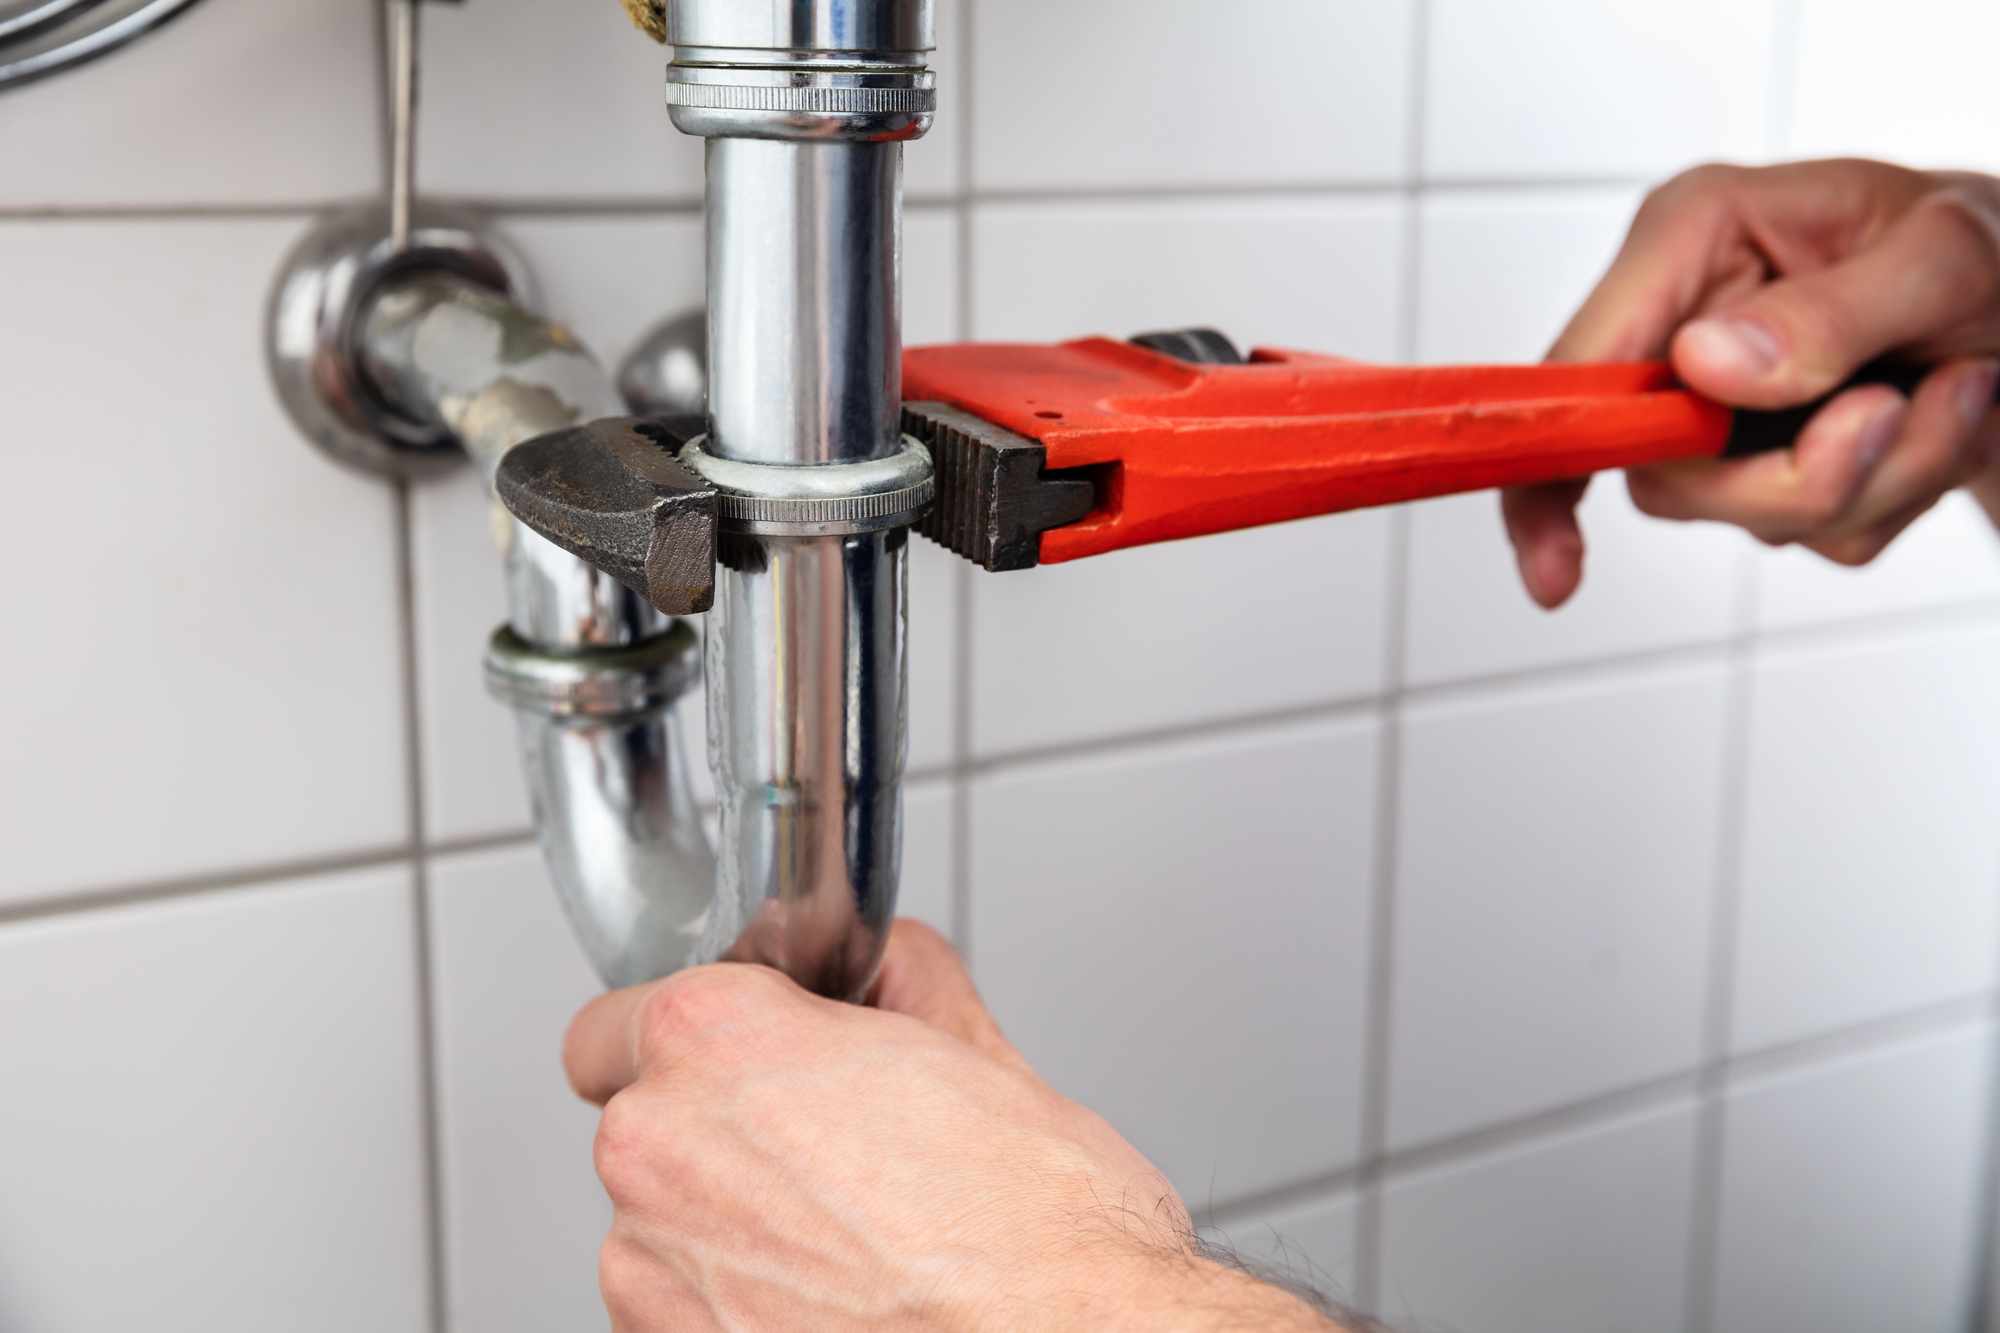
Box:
[969,0,1415,193]
[1390,666,1727,1148]
[1731,622,2000,1053]
[966,196,1403,755]
[0,0,380,208]
[1787,0,2000,172]
[428,845,609,1333]
[1426,0,1779,180]
[1376,1101,1700,1333]
[8,4,2000,1330]
[969,721,1380,1207]
[0,869,430,1332]
[0,218,408,903]
[1712,1023,1994,1333]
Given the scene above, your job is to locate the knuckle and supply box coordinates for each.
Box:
[1644,162,1737,214]
[598,1233,653,1326]
[593,1095,649,1201]
[637,967,743,1049]
[1915,188,2000,298]
[1625,470,1689,520]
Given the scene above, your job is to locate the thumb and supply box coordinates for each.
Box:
[868,920,1024,1065]
[1674,188,2000,409]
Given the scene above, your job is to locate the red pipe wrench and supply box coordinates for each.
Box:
[901,331,1923,571]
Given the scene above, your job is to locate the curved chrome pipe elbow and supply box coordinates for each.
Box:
[356,274,719,989]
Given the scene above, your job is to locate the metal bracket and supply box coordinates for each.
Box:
[264,203,533,480]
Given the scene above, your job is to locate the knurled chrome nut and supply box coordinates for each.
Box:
[679,435,936,537]
[666,67,935,142]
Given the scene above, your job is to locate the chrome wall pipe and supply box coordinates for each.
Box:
[356,274,720,989]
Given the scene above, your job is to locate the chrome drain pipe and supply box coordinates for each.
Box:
[661,0,936,998]
[354,271,720,989]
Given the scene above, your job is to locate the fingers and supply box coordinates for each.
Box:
[1500,479,1592,609]
[1625,358,1999,552]
[868,920,1025,1066]
[1825,358,2000,535]
[1626,386,1905,540]
[564,963,807,1106]
[1674,188,2000,409]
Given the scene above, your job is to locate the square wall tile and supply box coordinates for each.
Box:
[1415,189,1643,365]
[1425,0,1778,180]
[1731,622,2000,1052]
[1754,492,2000,634]
[1713,1023,1994,1333]
[970,0,1414,192]
[969,719,1380,1207]
[1788,0,2000,172]
[430,845,609,1333]
[0,219,406,903]
[424,0,962,201]
[424,0,703,201]
[0,868,429,1332]
[970,197,1407,353]
[968,512,1391,756]
[1377,1101,1699,1333]
[964,198,1403,755]
[1406,487,1749,688]
[1202,1194,1363,1317]
[415,211,965,841]
[0,0,378,207]
[1390,665,1728,1149]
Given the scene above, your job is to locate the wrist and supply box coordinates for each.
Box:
[952,1234,1344,1332]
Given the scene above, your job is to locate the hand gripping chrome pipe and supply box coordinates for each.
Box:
[672,0,935,998]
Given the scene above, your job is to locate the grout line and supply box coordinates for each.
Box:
[1355,4,1433,1304]
[1971,853,2000,1333]
[0,178,1667,226]
[0,845,419,927]
[1721,990,1998,1087]
[0,202,329,221]
[13,594,1992,929]
[392,479,452,1333]
[427,828,539,860]
[1750,596,2000,658]
[1683,546,1760,1333]
[1201,989,2000,1232]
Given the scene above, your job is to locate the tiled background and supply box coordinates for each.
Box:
[3,2,1999,1330]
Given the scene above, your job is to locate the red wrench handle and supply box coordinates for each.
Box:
[903,339,1741,563]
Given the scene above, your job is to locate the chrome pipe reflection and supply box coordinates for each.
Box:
[357,274,718,988]
[697,130,913,999]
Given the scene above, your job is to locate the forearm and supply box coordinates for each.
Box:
[955,1241,1370,1332]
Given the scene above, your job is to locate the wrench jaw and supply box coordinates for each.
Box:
[495,416,720,617]
[901,402,1097,572]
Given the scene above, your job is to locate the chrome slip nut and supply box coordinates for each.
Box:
[679,435,936,537]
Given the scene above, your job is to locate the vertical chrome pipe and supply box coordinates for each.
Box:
[706,138,904,468]
[666,0,934,998]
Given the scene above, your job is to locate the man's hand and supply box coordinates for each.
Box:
[1505,159,2000,608]
[563,921,1344,1331]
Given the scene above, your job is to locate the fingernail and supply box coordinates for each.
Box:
[1856,398,1905,472]
[1956,360,2000,430]
[1681,317,1784,379]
